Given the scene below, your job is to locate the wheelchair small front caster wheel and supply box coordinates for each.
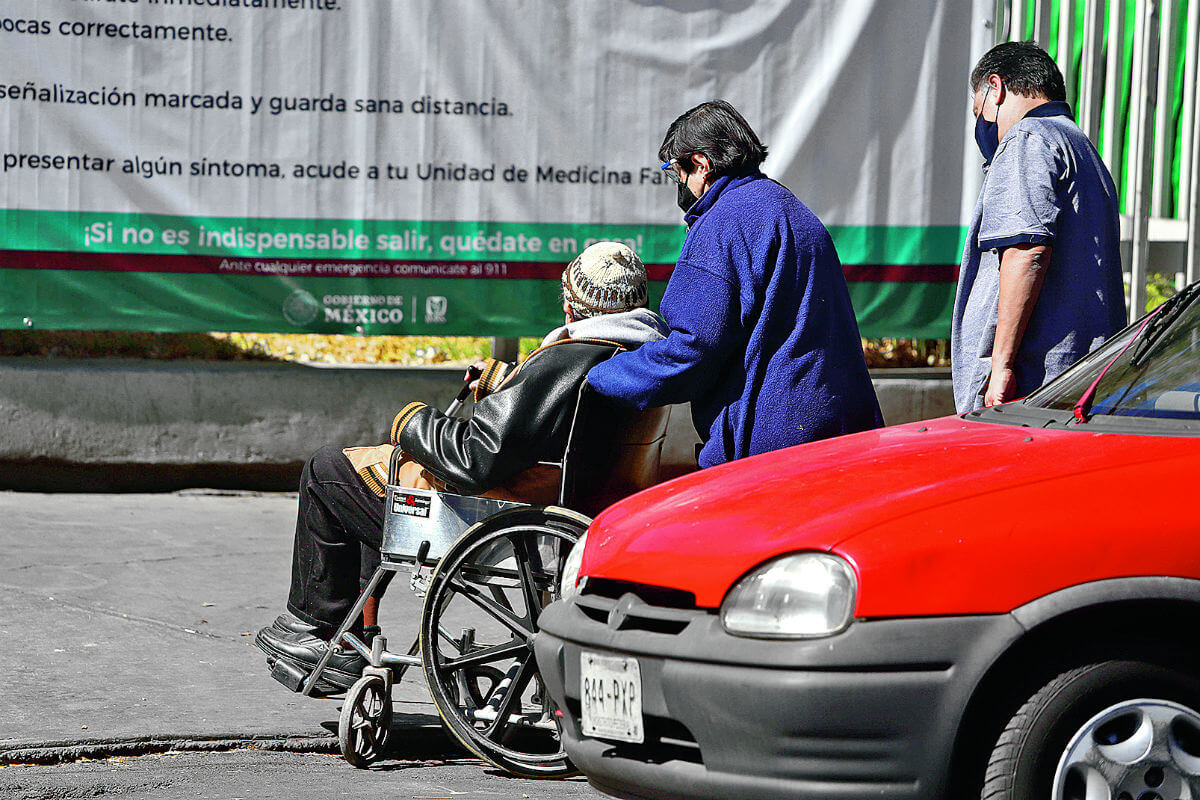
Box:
[339,673,392,768]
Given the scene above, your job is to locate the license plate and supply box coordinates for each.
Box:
[580,651,643,743]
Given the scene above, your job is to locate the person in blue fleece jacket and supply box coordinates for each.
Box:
[588,100,883,468]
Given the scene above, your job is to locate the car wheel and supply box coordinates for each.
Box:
[981,660,1200,800]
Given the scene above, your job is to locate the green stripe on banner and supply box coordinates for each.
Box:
[850,281,955,340]
[1,210,965,336]
[0,270,670,337]
[829,225,964,265]
[3,209,966,266]
[2,268,954,338]
[1,210,686,263]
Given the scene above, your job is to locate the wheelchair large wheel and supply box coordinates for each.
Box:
[420,506,588,777]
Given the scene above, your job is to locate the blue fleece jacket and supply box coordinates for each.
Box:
[588,171,883,468]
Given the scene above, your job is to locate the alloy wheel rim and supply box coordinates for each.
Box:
[1053,698,1200,800]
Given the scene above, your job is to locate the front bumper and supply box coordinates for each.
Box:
[536,591,1023,800]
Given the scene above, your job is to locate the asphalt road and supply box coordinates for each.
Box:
[0,490,604,799]
[0,749,601,800]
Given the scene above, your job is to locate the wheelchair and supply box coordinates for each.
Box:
[270,376,670,776]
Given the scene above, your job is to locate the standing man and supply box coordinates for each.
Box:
[588,100,882,469]
[953,41,1126,412]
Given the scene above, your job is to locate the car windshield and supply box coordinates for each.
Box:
[1023,288,1200,420]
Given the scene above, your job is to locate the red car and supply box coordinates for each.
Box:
[535,283,1200,800]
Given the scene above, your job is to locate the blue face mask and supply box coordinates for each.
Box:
[974,85,1000,164]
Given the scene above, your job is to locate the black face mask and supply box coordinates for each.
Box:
[974,85,1000,164]
[676,181,698,213]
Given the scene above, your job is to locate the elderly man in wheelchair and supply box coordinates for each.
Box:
[254,242,672,774]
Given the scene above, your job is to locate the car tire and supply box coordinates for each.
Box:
[981,659,1200,800]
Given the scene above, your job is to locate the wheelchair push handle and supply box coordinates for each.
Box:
[446,364,483,416]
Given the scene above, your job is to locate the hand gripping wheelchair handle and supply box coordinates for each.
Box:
[390,364,483,484]
[445,363,483,417]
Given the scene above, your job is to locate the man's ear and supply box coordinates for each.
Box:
[691,152,713,178]
[988,73,1006,105]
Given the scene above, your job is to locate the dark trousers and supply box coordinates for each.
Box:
[286,445,385,634]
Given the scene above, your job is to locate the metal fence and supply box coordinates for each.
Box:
[996,0,1199,318]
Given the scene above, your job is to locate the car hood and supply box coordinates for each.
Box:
[581,414,1200,614]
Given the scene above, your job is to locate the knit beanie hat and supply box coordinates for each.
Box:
[561,242,649,319]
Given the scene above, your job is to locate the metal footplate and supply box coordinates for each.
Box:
[270,656,309,693]
[270,631,423,695]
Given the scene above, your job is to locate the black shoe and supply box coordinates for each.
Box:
[270,613,322,636]
[254,626,366,692]
[272,613,372,643]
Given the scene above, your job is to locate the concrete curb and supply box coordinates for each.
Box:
[0,358,955,491]
[0,735,339,765]
[0,723,459,765]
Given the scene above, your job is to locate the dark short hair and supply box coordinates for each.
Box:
[658,100,768,177]
[970,41,1066,101]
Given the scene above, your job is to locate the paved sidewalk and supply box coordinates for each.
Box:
[0,490,448,764]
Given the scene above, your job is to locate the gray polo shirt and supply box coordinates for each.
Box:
[951,102,1126,412]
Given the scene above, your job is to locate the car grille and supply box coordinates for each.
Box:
[582,578,698,609]
[575,579,709,636]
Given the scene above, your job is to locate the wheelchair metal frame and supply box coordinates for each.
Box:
[272,376,669,773]
[283,377,664,775]
[299,486,529,697]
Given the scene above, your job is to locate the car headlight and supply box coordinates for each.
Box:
[720,552,856,638]
[558,531,588,601]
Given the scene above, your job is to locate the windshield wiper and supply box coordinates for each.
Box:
[1073,309,1161,423]
[1128,282,1200,367]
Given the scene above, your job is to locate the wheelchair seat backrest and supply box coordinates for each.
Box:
[558,381,671,518]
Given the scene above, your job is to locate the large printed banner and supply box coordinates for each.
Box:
[0,0,989,338]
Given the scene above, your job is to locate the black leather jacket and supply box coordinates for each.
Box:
[391,338,623,494]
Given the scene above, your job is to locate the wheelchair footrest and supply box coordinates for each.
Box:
[270,657,309,692]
